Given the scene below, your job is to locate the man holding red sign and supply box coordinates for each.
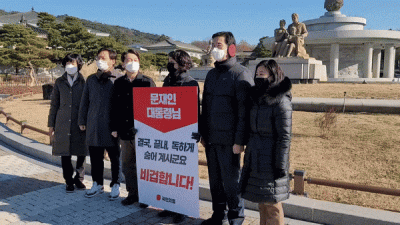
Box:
[111,49,156,206]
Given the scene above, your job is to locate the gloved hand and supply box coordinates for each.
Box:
[274,168,287,179]
[191,132,201,143]
[130,127,138,135]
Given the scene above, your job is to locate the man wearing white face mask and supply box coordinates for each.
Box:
[110,49,156,206]
[79,48,121,200]
[200,32,254,225]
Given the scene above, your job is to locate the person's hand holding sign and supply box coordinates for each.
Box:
[191,132,201,143]
[233,144,244,154]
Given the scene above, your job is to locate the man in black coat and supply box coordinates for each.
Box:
[78,48,121,200]
[200,32,254,225]
[110,49,156,206]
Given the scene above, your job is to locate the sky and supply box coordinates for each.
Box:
[2,0,400,45]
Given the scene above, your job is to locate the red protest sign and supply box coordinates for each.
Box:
[133,87,198,133]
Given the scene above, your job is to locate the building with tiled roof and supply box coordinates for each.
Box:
[0,11,48,38]
[144,39,204,59]
[0,11,40,25]
[0,10,109,38]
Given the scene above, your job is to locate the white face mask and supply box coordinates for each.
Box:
[65,64,78,75]
[96,60,109,71]
[125,61,140,73]
[211,47,226,62]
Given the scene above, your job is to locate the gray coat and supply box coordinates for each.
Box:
[48,73,87,156]
[241,77,292,203]
[78,71,117,147]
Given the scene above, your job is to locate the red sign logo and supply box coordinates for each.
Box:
[133,87,198,133]
[157,195,161,201]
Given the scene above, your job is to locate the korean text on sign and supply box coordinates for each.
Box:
[140,168,194,190]
[148,93,181,119]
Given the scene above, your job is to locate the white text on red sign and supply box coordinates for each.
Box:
[150,93,177,105]
[147,107,181,120]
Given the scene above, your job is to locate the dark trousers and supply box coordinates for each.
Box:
[205,144,244,220]
[88,146,120,187]
[61,156,86,185]
[120,139,138,197]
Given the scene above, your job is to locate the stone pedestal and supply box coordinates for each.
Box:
[247,58,327,83]
[189,66,213,80]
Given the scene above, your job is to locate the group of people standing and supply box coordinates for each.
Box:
[48,31,292,225]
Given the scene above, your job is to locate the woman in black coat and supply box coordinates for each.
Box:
[48,53,87,193]
[158,50,199,224]
[240,59,292,225]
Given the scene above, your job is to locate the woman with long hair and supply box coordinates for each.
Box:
[240,59,292,225]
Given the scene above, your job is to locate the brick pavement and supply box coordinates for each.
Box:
[0,147,321,225]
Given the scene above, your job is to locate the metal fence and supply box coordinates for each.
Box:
[0,75,54,86]
[1,107,399,198]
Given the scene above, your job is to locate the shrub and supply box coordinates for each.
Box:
[314,107,338,138]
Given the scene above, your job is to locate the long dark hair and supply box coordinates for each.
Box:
[254,59,285,87]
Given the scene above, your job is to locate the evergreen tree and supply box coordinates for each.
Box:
[253,43,272,58]
[0,24,56,85]
[37,14,128,62]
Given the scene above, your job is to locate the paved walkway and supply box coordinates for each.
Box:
[0,145,321,225]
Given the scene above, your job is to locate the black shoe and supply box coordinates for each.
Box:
[74,178,86,190]
[201,216,229,225]
[229,217,244,225]
[139,203,148,208]
[121,195,138,206]
[66,184,75,193]
[173,213,186,223]
[158,210,174,217]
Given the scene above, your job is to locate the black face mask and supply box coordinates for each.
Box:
[254,77,271,98]
[255,77,269,88]
[167,62,178,74]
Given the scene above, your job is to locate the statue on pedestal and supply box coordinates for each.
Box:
[285,13,309,59]
[271,20,289,57]
[201,39,215,67]
[271,14,309,59]
[324,0,344,11]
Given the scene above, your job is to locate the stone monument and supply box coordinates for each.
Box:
[253,0,400,82]
[272,14,310,59]
[286,13,310,59]
[324,0,343,12]
[302,0,400,81]
[272,20,289,57]
[249,13,326,83]
[201,39,215,67]
[190,39,214,80]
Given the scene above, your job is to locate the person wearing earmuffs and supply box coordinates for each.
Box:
[200,32,254,225]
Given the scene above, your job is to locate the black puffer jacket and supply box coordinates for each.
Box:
[201,57,254,146]
[241,76,292,203]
